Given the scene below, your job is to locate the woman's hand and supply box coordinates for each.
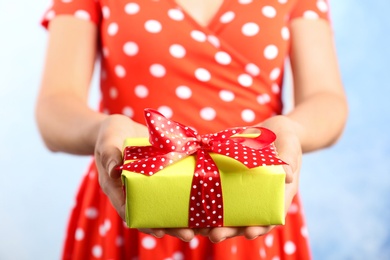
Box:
[196,115,303,243]
[94,115,198,242]
[94,114,149,220]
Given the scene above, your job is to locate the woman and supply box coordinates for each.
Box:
[37,0,348,259]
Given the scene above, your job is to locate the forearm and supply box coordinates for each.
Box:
[35,92,106,155]
[285,91,348,153]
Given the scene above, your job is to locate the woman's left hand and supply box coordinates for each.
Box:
[198,115,303,243]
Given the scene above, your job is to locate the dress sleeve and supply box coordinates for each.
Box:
[290,0,331,22]
[41,0,101,29]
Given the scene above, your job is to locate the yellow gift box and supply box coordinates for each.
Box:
[121,137,286,229]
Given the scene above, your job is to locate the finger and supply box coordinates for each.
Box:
[274,134,301,184]
[282,165,294,184]
[97,145,123,179]
[95,146,126,219]
[102,178,126,220]
[243,226,274,240]
[164,228,196,242]
[139,228,166,238]
[208,227,245,243]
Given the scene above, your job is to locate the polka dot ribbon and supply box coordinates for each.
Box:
[118,108,286,228]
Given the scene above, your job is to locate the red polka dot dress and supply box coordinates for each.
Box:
[42,0,330,259]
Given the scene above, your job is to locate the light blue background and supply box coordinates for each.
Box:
[0,1,389,259]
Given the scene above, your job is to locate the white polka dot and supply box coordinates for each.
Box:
[241,109,255,123]
[46,10,55,20]
[259,248,266,258]
[61,0,72,3]
[200,107,216,121]
[189,237,199,249]
[195,68,211,82]
[142,236,157,250]
[172,252,184,260]
[89,170,96,179]
[207,35,220,48]
[74,10,90,20]
[219,90,235,102]
[317,0,329,13]
[272,83,280,94]
[265,234,274,247]
[125,3,140,15]
[135,85,149,98]
[168,9,185,21]
[191,30,207,42]
[278,0,288,3]
[116,236,124,247]
[238,74,253,87]
[109,87,118,99]
[102,6,110,19]
[176,86,192,99]
[264,45,279,60]
[122,106,134,117]
[102,47,109,58]
[123,42,139,56]
[245,63,260,76]
[242,22,260,37]
[85,207,98,219]
[238,0,252,4]
[107,23,118,36]
[158,106,173,119]
[284,241,296,255]
[92,245,103,258]
[288,203,299,214]
[281,26,290,40]
[303,10,319,19]
[262,6,277,18]
[169,44,186,58]
[220,11,235,23]
[272,257,280,260]
[99,224,107,236]
[215,51,232,65]
[270,68,281,80]
[145,20,162,33]
[75,228,84,241]
[150,64,166,78]
[231,245,237,254]
[257,94,271,105]
[301,226,309,237]
[115,65,126,78]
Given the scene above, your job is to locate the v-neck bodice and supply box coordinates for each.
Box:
[95,0,307,132]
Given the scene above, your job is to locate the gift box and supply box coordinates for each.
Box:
[120,109,286,229]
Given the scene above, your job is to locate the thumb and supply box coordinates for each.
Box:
[97,145,123,179]
[274,134,301,184]
[107,147,123,179]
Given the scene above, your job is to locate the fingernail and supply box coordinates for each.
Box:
[213,237,226,243]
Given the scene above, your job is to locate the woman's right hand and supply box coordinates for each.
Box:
[94,114,198,242]
[94,114,149,220]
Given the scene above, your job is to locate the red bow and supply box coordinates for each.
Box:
[119,109,285,228]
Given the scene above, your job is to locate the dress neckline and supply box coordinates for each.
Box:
[167,0,232,30]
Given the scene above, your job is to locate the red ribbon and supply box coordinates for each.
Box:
[119,109,286,228]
